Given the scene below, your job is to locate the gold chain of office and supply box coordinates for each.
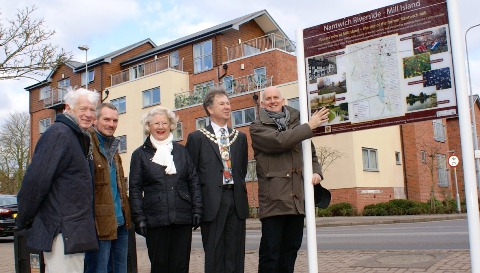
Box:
[199,128,239,148]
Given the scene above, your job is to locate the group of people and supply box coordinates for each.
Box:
[16,85,330,273]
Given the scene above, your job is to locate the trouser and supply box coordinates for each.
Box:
[146,224,192,273]
[84,224,129,273]
[258,214,305,273]
[201,188,246,273]
[43,233,85,273]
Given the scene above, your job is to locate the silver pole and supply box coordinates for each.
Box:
[465,23,480,190]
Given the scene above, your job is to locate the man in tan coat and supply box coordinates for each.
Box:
[249,86,329,273]
[85,103,131,273]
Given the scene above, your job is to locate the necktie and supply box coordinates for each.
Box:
[220,128,233,184]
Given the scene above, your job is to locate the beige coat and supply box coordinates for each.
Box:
[249,106,322,220]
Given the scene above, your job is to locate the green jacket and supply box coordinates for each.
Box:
[249,106,322,220]
[89,128,131,240]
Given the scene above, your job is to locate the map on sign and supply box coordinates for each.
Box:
[347,35,403,122]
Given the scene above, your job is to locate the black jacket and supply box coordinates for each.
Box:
[16,114,98,254]
[129,137,203,227]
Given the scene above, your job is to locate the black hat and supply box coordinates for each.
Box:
[314,184,331,209]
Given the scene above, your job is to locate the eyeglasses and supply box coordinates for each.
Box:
[152,122,169,127]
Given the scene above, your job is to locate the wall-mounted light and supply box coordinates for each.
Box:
[240,64,244,70]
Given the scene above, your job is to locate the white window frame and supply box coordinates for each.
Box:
[118,135,127,153]
[173,122,183,141]
[111,97,126,114]
[196,117,210,130]
[193,40,213,73]
[39,118,51,134]
[288,97,300,110]
[436,153,449,187]
[362,147,378,171]
[232,107,256,128]
[433,119,446,142]
[129,64,145,80]
[142,87,160,108]
[81,70,95,86]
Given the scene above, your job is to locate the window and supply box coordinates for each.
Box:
[246,160,257,181]
[232,107,256,127]
[196,117,210,129]
[421,150,427,164]
[433,119,445,142]
[58,78,70,91]
[437,154,449,187]
[40,86,51,100]
[288,98,300,110]
[395,152,401,165]
[362,147,378,171]
[253,67,266,86]
[117,135,127,153]
[111,97,126,114]
[173,122,183,141]
[81,70,95,86]
[170,51,179,68]
[143,87,160,108]
[223,75,234,94]
[39,118,51,134]
[193,40,213,73]
[129,64,145,80]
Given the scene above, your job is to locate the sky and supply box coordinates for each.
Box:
[1,0,479,126]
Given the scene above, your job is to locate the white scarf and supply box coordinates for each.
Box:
[150,133,177,175]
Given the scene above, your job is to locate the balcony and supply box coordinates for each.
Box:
[110,56,183,87]
[43,88,69,109]
[174,74,273,109]
[225,33,295,62]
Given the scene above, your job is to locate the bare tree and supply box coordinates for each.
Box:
[0,5,72,81]
[417,137,445,211]
[316,145,345,175]
[0,112,30,194]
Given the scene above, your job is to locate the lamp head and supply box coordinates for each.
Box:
[78,45,89,51]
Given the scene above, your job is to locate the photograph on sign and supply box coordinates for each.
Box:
[303,0,457,135]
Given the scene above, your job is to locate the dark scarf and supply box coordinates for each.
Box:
[264,106,290,131]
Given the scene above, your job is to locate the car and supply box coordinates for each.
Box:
[0,194,18,237]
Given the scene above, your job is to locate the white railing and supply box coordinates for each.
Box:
[225,33,295,61]
[110,56,184,86]
[174,74,273,109]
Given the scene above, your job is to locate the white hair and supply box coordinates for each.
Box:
[141,106,179,135]
[63,87,100,110]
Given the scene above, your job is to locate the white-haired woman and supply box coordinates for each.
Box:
[129,106,203,273]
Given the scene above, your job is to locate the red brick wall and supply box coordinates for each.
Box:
[330,187,395,212]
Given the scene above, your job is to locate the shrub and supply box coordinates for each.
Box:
[328,202,356,216]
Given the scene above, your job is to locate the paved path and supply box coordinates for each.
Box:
[1,214,472,273]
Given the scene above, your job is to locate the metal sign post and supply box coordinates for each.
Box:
[448,155,461,213]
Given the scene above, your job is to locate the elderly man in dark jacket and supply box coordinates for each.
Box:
[16,88,100,273]
[249,86,330,273]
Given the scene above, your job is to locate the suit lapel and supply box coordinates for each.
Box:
[228,127,237,170]
[205,125,222,163]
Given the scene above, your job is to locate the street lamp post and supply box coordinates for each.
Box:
[465,24,480,190]
[78,45,89,90]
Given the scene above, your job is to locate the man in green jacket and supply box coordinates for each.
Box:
[85,103,131,273]
[249,86,330,273]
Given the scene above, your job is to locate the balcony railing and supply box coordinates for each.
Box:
[110,56,184,87]
[43,88,69,108]
[174,74,273,109]
[225,33,295,62]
